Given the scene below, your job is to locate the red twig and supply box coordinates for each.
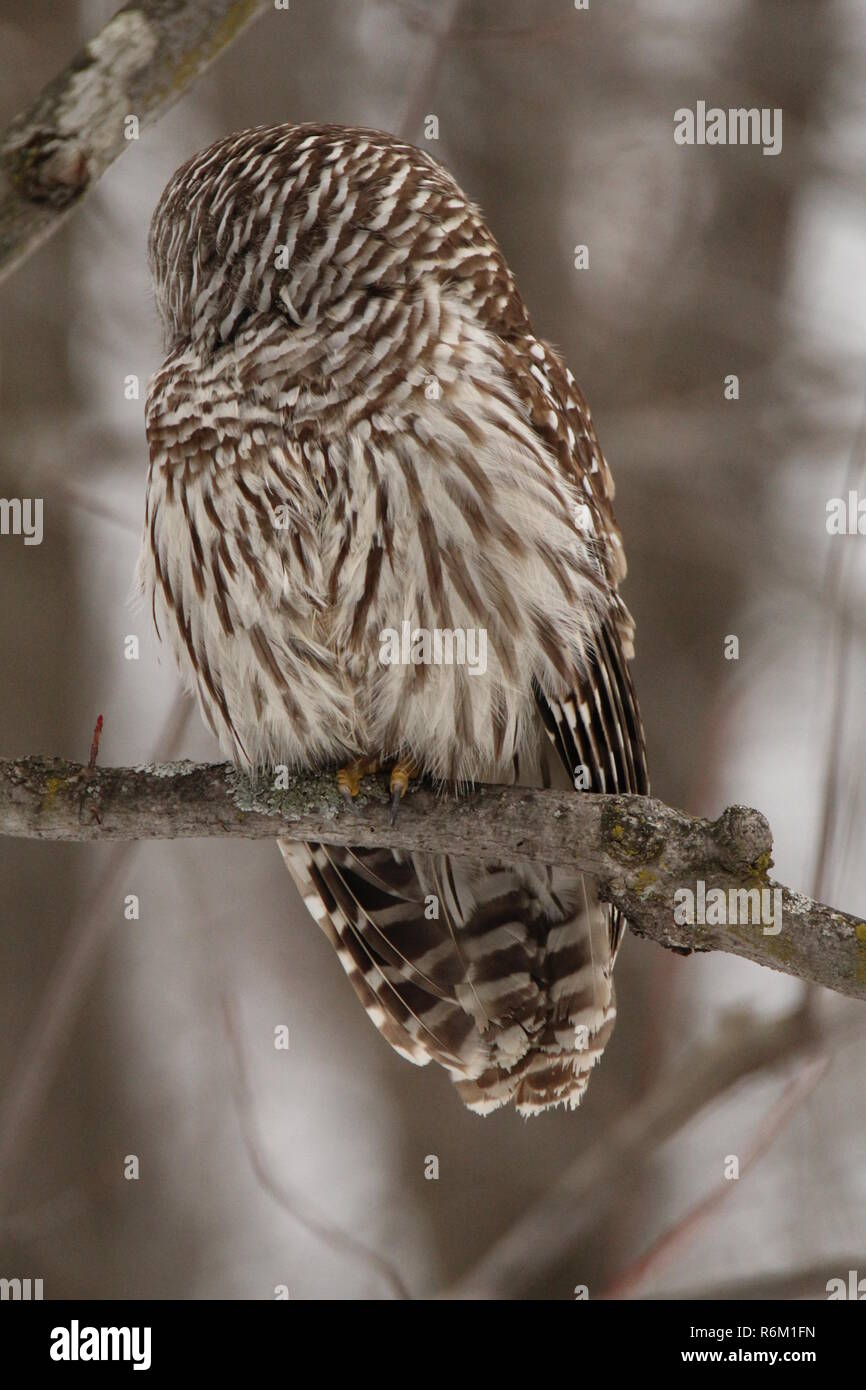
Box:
[80,713,106,824]
[87,714,104,771]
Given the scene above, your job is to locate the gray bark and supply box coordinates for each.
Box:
[2,755,864,1003]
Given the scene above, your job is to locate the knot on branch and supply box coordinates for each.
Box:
[711,804,773,876]
[4,130,91,207]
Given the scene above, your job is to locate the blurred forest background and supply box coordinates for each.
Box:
[1,0,865,1299]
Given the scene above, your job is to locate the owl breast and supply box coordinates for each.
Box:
[138,298,605,784]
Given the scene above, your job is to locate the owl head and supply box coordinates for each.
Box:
[148,123,518,362]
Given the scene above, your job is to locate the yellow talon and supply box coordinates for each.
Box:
[336,756,380,802]
[389,758,419,823]
[336,755,419,820]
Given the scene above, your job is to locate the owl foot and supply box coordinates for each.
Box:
[389,759,419,825]
[336,756,380,807]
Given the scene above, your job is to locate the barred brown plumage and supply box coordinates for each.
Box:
[136,123,649,1115]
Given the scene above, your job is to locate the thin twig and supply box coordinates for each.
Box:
[602,1056,828,1298]
[220,992,411,1300]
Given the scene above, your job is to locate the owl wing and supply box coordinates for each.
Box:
[533,606,648,956]
[509,336,650,950]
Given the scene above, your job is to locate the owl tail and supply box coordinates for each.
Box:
[279,834,618,1117]
[451,871,618,1117]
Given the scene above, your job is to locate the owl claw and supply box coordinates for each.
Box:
[336,756,380,805]
[337,756,418,821]
[388,759,419,824]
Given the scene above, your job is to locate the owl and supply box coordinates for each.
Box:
[137,124,648,1116]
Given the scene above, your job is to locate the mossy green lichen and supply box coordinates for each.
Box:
[601,803,666,863]
[728,919,799,970]
[629,867,659,897]
[43,775,64,807]
[227,768,350,824]
[743,850,774,886]
[853,923,866,987]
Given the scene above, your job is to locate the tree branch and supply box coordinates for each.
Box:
[0,0,270,285]
[2,755,865,1003]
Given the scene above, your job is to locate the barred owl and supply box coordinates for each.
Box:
[137,124,648,1116]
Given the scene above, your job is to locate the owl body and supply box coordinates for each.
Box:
[138,125,648,1115]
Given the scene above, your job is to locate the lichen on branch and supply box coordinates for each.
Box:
[1,754,864,1004]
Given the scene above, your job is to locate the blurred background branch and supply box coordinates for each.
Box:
[0,0,269,284]
[445,1003,865,1300]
